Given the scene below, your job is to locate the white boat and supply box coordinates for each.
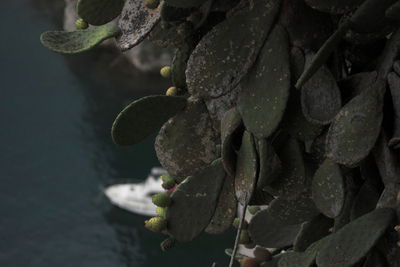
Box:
[104,167,167,217]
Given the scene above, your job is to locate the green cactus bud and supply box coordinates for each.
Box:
[144,0,160,9]
[239,230,251,244]
[253,247,272,262]
[162,179,175,190]
[156,207,166,218]
[152,193,171,207]
[248,205,261,215]
[166,86,179,96]
[160,66,171,78]
[232,218,248,229]
[160,237,176,252]
[75,18,89,30]
[239,257,260,267]
[144,217,167,232]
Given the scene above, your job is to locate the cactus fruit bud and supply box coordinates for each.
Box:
[156,207,166,218]
[160,237,176,252]
[239,230,251,244]
[239,257,260,267]
[152,193,171,207]
[253,247,272,262]
[161,174,175,189]
[144,0,160,9]
[145,217,167,232]
[75,18,88,30]
[166,87,179,96]
[248,205,261,215]
[160,66,171,78]
[233,218,248,229]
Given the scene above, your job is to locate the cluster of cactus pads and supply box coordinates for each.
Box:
[40,0,400,266]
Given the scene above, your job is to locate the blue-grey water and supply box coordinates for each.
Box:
[0,1,234,266]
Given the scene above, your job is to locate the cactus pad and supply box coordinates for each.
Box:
[76,0,125,26]
[235,131,258,205]
[111,95,186,146]
[40,23,120,54]
[186,0,281,99]
[316,208,395,267]
[304,0,364,14]
[248,209,301,248]
[117,0,161,51]
[165,159,226,242]
[155,98,218,178]
[312,159,345,218]
[256,139,281,189]
[326,81,385,167]
[238,24,290,138]
[164,0,207,8]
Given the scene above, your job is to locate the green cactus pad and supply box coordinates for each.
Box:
[111,95,186,146]
[316,208,395,267]
[164,0,207,8]
[373,131,400,185]
[363,250,387,267]
[256,139,281,190]
[268,192,320,225]
[165,159,226,242]
[388,71,400,149]
[235,131,258,205]
[160,1,193,21]
[186,0,281,99]
[290,46,305,82]
[40,23,120,54]
[311,159,345,218]
[281,88,324,142]
[248,209,301,248]
[76,0,125,26]
[304,0,364,14]
[117,0,160,51]
[155,97,218,178]
[205,176,237,235]
[238,24,290,139]
[279,238,329,267]
[264,138,306,198]
[221,107,243,177]
[294,214,333,252]
[386,1,400,20]
[326,81,385,167]
[171,41,194,91]
[301,57,341,125]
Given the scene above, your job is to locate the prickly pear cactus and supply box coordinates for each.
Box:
[41,0,400,266]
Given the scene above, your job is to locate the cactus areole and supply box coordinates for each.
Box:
[41,0,400,266]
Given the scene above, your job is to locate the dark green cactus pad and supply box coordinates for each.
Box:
[76,0,125,26]
[301,56,341,125]
[316,208,395,267]
[164,0,207,8]
[373,131,400,185]
[294,214,333,252]
[248,209,302,248]
[160,1,193,22]
[281,88,324,142]
[165,159,226,242]
[267,192,320,225]
[235,131,258,205]
[221,107,243,177]
[186,0,281,99]
[363,250,387,267]
[308,130,328,165]
[111,95,186,146]
[279,238,329,267]
[388,71,400,149]
[279,0,332,50]
[40,23,120,54]
[205,176,237,234]
[117,0,160,51]
[264,138,306,198]
[256,138,281,189]
[290,46,305,82]
[304,0,364,14]
[205,85,240,133]
[386,1,400,20]
[155,97,218,178]
[312,159,345,218]
[238,24,290,139]
[171,41,194,91]
[339,72,378,102]
[326,81,385,167]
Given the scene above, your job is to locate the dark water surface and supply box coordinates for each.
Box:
[0,1,233,266]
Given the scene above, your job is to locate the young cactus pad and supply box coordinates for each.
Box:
[165,159,226,242]
[40,23,120,54]
[76,0,125,26]
[111,95,186,146]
